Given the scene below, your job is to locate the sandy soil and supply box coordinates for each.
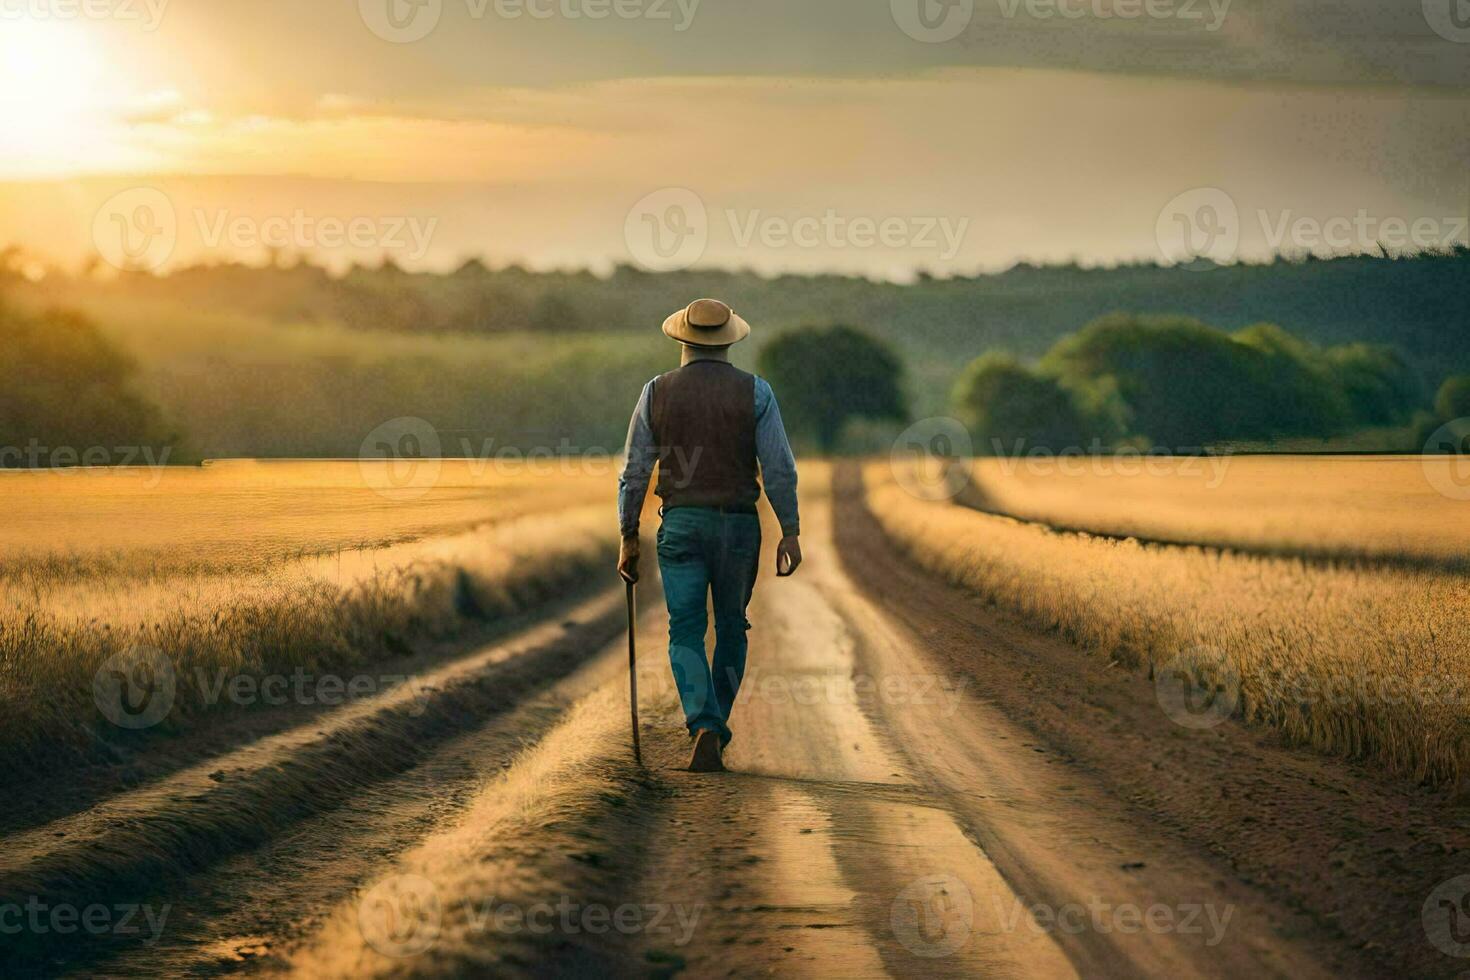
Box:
[8,469,1461,978]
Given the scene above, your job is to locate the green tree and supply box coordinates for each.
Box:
[951,353,1116,455]
[1232,323,1352,434]
[1041,314,1358,449]
[756,324,905,453]
[0,302,176,465]
[1434,374,1470,421]
[1326,343,1423,426]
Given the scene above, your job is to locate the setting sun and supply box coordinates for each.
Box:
[0,20,111,173]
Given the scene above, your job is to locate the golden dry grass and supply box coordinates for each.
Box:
[963,455,1470,565]
[0,464,619,780]
[282,673,677,977]
[0,459,616,577]
[870,462,1470,790]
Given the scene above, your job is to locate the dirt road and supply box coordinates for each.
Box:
[616,486,1332,980]
[6,469,1453,978]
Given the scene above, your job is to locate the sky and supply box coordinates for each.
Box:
[1,0,1467,278]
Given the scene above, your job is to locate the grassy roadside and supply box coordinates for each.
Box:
[281,666,687,978]
[869,463,1470,791]
[0,504,618,784]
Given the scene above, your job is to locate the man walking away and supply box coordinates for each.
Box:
[617,299,802,773]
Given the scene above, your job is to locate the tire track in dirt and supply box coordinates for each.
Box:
[1,586,633,976]
[262,629,686,978]
[72,644,634,978]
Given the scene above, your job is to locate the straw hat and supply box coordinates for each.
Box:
[662,299,751,348]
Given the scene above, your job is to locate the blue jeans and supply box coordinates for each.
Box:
[657,507,762,746]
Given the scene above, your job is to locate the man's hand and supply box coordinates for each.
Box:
[776,535,802,577]
[618,535,641,584]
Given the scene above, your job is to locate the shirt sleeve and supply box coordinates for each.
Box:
[617,380,658,538]
[754,378,801,537]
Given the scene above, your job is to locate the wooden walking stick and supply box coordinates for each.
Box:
[626,580,642,765]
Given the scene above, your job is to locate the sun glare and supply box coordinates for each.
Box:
[0,20,109,172]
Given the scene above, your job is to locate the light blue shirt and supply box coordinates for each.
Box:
[618,374,800,538]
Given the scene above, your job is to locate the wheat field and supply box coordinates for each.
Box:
[0,462,618,780]
[871,461,1470,789]
[961,455,1470,566]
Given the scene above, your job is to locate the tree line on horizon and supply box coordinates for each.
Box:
[3,295,1464,466]
[11,243,1470,388]
[2,246,1468,462]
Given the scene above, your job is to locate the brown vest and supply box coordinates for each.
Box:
[650,361,759,511]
